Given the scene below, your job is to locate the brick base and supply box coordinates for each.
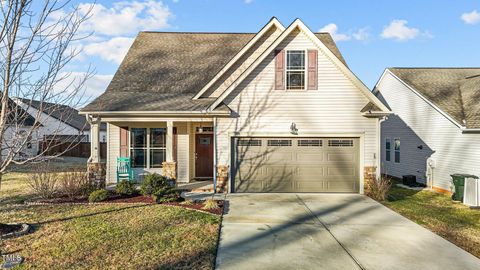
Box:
[364,166,377,194]
[87,162,106,189]
[216,165,229,193]
[162,161,177,181]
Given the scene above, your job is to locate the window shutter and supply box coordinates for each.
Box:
[307,50,318,90]
[119,126,129,157]
[275,49,285,90]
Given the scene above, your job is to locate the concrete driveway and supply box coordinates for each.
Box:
[216,193,480,270]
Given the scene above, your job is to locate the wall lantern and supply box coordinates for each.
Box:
[290,122,298,135]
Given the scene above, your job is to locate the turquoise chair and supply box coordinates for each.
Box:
[117,157,134,183]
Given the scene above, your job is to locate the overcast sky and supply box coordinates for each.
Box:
[60,0,480,100]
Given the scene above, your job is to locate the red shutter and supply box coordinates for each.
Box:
[307,50,318,90]
[275,49,285,90]
[119,126,129,157]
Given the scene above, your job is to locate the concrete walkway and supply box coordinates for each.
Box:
[216,194,480,270]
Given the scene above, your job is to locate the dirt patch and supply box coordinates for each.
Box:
[0,223,23,235]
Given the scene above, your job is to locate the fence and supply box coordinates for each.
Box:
[39,141,106,159]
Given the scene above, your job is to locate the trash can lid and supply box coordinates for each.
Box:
[451,173,479,179]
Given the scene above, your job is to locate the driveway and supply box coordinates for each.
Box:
[216,193,480,270]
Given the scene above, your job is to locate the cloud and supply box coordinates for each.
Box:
[461,10,480,24]
[381,20,422,41]
[83,37,135,64]
[55,72,113,99]
[244,0,254,3]
[319,23,369,42]
[78,1,173,36]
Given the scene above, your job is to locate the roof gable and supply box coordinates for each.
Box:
[208,19,390,113]
[386,68,480,129]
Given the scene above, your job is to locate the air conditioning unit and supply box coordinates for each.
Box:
[464,177,480,207]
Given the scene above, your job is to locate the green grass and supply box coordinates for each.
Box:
[384,185,480,258]
[0,173,32,204]
[0,204,220,269]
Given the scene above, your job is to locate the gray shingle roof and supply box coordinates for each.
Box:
[388,68,480,129]
[17,98,106,131]
[82,31,346,112]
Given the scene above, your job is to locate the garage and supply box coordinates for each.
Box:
[232,137,360,193]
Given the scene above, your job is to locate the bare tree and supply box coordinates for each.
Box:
[0,0,93,189]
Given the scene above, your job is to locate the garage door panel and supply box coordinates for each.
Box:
[233,137,359,193]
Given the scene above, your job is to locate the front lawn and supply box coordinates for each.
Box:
[0,173,32,204]
[0,204,220,269]
[384,185,480,258]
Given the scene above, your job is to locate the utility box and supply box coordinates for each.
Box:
[464,177,480,207]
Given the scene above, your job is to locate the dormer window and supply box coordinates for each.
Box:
[286,50,305,90]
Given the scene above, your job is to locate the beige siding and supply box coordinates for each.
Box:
[107,123,120,184]
[216,29,379,191]
[175,122,189,182]
[378,71,480,191]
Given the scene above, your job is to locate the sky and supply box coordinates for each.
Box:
[57,0,480,101]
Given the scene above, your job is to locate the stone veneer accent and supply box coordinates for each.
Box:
[87,162,106,189]
[363,166,377,193]
[216,165,229,193]
[162,161,177,181]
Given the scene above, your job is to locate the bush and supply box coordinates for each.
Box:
[88,189,109,202]
[202,199,219,210]
[154,189,181,203]
[116,180,137,196]
[58,170,92,200]
[366,175,392,201]
[28,164,59,199]
[140,173,170,196]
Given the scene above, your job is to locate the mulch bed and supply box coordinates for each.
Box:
[162,200,224,215]
[0,223,22,235]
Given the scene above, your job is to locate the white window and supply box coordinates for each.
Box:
[286,50,305,90]
[385,138,391,162]
[394,138,400,163]
[130,128,166,168]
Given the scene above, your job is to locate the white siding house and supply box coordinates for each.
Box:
[81,18,390,193]
[376,68,480,193]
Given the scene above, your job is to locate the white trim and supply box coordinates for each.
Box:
[193,17,285,99]
[80,110,230,116]
[378,69,464,129]
[208,18,391,113]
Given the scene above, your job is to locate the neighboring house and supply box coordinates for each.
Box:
[375,68,480,193]
[80,18,390,193]
[13,98,107,156]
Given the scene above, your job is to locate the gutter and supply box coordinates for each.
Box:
[79,110,231,117]
[461,127,480,133]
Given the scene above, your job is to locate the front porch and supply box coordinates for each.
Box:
[87,116,226,190]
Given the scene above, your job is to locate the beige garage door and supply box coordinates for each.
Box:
[232,137,360,193]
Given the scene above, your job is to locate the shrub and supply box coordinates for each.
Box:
[116,180,137,196]
[140,173,170,196]
[202,199,219,210]
[154,189,181,203]
[58,170,92,200]
[366,175,392,201]
[28,164,59,199]
[88,189,109,202]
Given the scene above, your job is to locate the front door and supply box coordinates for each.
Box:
[195,134,214,178]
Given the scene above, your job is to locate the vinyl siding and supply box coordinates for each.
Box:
[377,71,480,191]
[215,29,379,191]
[106,123,120,184]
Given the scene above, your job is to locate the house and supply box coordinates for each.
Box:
[375,68,480,193]
[80,18,390,193]
[13,98,107,156]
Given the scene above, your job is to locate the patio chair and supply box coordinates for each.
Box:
[117,157,134,183]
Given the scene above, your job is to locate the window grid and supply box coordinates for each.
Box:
[385,138,391,162]
[130,127,167,169]
[394,138,400,163]
[286,50,305,90]
[328,139,354,147]
[238,139,262,147]
[298,139,322,147]
[267,139,292,147]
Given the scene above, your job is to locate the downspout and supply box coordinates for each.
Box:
[377,115,388,180]
[213,117,218,193]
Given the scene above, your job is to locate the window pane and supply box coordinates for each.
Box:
[131,149,146,168]
[386,150,391,161]
[131,128,146,148]
[150,149,166,168]
[150,128,166,148]
[287,50,305,69]
[386,139,391,149]
[287,71,305,90]
[395,151,400,163]
[394,139,400,150]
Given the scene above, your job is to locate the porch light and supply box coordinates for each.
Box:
[290,122,298,135]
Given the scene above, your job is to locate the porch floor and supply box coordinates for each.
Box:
[177,180,214,192]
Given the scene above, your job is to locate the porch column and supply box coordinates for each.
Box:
[87,115,101,163]
[166,120,173,161]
